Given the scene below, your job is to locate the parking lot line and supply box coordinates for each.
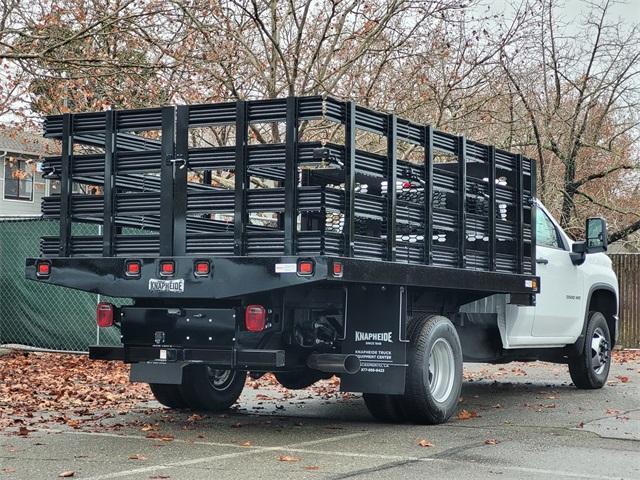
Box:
[48,428,616,480]
[76,431,370,480]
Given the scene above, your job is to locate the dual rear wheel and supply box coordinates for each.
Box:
[149,365,246,412]
[363,315,463,425]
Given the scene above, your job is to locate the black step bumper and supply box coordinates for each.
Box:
[89,345,285,370]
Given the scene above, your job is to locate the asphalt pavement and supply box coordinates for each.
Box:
[1,358,639,480]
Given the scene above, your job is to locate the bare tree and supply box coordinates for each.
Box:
[500,0,640,240]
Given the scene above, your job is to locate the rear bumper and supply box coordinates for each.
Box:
[89,345,285,369]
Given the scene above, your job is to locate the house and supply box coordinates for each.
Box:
[0,127,57,217]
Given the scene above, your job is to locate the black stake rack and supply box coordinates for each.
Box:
[40,96,536,275]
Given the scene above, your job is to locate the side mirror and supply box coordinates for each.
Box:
[585,217,607,253]
[570,217,608,265]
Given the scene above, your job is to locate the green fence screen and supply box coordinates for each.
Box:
[0,217,122,352]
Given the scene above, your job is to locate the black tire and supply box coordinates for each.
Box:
[568,311,611,389]
[400,315,463,424]
[180,365,246,411]
[148,383,189,409]
[363,393,405,423]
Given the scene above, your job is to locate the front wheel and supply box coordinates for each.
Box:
[568,311,611,389]
[180,365,246,411]
[401,315,463,424]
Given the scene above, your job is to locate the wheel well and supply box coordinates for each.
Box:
[589,289,617,348]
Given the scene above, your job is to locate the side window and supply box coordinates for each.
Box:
[4,157,34,201]
[536,208,561,249]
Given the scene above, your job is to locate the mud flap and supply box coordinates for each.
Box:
[130,362,186,384]
[340,285,408,394]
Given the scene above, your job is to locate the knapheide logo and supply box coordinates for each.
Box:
[148,278,185,293]
[355,331,393,342]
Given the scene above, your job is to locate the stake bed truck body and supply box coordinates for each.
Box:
[26,96,619,423]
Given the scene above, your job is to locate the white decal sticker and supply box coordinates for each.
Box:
[355,331,393,343]
[159,349,167,360]
[275,263,297,273]
[148,278,185,293]
[525,280,533,288]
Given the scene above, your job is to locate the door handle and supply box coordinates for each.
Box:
[536,257,549,265]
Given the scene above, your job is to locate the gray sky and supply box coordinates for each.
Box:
[483,0,640,26]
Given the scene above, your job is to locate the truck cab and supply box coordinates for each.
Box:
[463,200,618,389]
[529,202,617,342]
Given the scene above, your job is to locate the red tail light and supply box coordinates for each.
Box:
[159,261,175,277]
[245,305,267,332]
[125,260,141,277]
[194,260,210,277]
[96,302,115,328]
[36,261,51,278]
[332,261,343,278]
[297,260,314,276]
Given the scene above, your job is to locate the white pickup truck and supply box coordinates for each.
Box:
[464,200,619,390]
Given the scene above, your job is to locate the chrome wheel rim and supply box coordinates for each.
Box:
[207,368,233,390]
[427,338,455,403]
[591,327,609,375]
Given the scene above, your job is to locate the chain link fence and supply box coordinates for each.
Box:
[0,216,122,352]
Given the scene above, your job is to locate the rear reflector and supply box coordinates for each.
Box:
[36,261,51,278]
[297,260,314,276]
[332,261,343,277]
[194,260,210,277]
[96,302,115,328]
[245,305,267,332]
[160,261,175,276]
[125,260,141,277]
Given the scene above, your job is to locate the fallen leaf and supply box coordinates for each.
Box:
[1,468,16,474]
[606,409,622,415]
[18,427,30,436]
[577,421,584,428]
[128,454,148,460]
[457,409,478,420]
[58,471,75,478]
[240,441,252,447]
[616,376,630,383]
[484,438,500,445]
[417,439,434,447]
[278,455,300,462]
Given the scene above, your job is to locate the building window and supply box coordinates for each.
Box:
[4,157,34,201]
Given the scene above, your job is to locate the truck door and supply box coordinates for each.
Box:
[531,207,585,339]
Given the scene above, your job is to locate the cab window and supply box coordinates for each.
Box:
[536,208,563,249]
